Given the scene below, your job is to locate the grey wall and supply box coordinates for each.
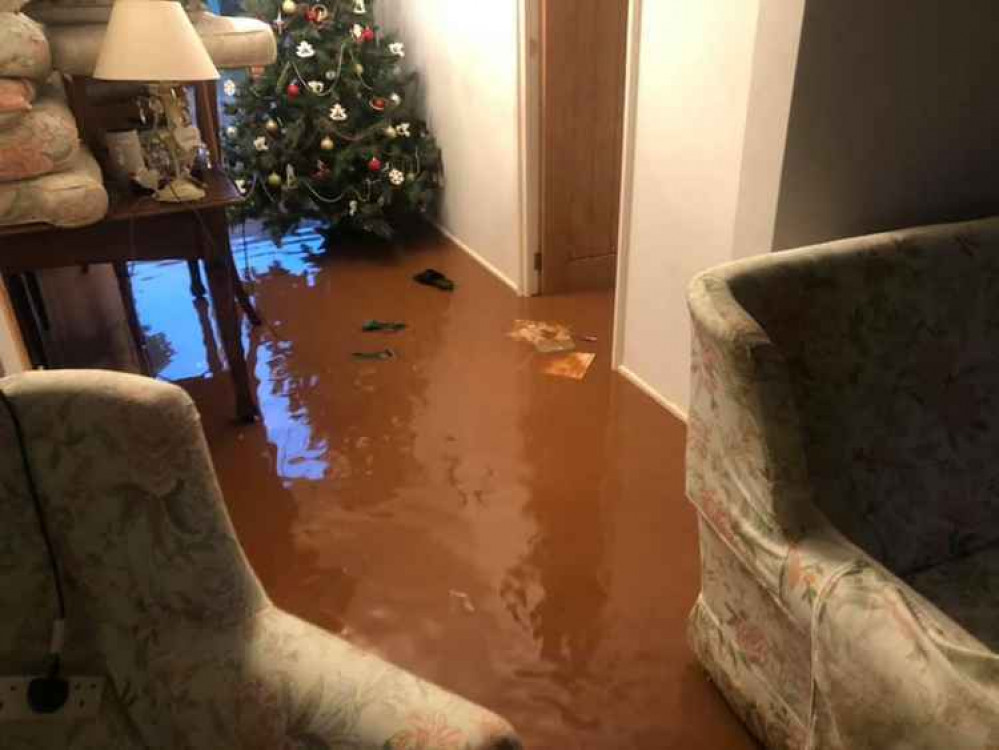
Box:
[773,0,999,250]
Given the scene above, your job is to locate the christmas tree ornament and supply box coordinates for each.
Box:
[265,118,280,133]
[389,93,402,106]
[367,157,382,172]
[351,24,364,40]
[272,13,285,32]
[384,126,397,138]
[235,178,248,194]
[296,41,315,58]
[349,199,359,215]
[223,79,237,97]
[320,136,335,151]
[307,80,325,94]
[354,63,365,75]
[286,82,301,98]
[285,164,299,189]
[352,0,366,13]
[388,169,404,186]
[328,103,348,121]
[267,171,282,187]
[370,97,387,112]
[324,69,337,81]
[396,122,411,137]
[362,27,375,43]
[254,136,269,152]
[225,125,238,138]
[281,0,297,14]
[311,4,328,22]
[388,42,405,58]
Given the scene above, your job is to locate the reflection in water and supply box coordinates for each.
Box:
[128,223,757,749]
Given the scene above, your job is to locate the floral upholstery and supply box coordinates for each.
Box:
[0,370,521,750]
[0,11,50,80]
[0,78,36,129]
[0,86,78,183]
[686,216,999,749]
[0,146,108,227]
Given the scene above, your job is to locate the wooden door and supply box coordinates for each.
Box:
[539,0,630,294]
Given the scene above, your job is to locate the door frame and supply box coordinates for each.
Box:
[517,0,542,296]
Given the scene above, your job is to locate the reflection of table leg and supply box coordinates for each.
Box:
[227,252,262,327]
[193,296,223,377]
[187,259,206,298]
[203,214,257,422]
[113,261,151,376]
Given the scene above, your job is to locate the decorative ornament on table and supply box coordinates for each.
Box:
[223,79,237,97]
[281,0,297,14]
[254,136,269,152]
[265,118,280,133]
[329,103,348,121]
[388,42,405,58]
[389,169,404,187]
[286,82,301,98]
[352,0,366,13]
[370,97,387,112]
[267,171,282,187]
[307,80,325,94]
[367,157,382,173]
[296,41,315,58]
[320,135,335,151]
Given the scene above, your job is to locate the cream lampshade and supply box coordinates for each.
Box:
[94,0,219,82]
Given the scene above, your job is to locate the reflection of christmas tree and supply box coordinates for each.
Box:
[223,0,442,244]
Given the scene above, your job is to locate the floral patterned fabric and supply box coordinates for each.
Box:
[0,12,50,80]
[0,88,79,183]
[0,370,521,750]
[686,216,999,749]
[0,78,36,130]
[0,146,107,228]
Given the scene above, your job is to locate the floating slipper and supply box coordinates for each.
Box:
[413,268,455,292]
[362,320,407,332]
[352,349,396,361]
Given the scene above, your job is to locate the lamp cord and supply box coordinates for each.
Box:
[0,389,67,676]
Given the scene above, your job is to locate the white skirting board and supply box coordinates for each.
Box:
[430,221,522,296]
[616,364,688,423]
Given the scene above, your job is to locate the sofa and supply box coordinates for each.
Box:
[0,370,521,749]
[686,216,999,749]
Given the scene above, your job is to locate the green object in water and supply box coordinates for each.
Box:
[352,349,396,361]
[362,320,407,332]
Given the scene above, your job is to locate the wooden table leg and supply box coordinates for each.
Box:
[187,259,207,298]
[202,214,257,422]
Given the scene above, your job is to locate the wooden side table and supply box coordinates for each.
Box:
[0,170,259,421]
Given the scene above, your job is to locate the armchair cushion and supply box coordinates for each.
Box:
[0,12,50,80]
[0,87,79,183]
[0,78,36,130]
[0,146,107,228]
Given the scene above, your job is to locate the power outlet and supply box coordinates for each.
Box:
[0,676,105,722]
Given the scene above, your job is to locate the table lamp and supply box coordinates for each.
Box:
[94,0,219,203]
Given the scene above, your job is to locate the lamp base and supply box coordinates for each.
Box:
[154,176,206,203]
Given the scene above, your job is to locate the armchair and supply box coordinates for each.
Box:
[686,216,999,749]
[0,370,520,749]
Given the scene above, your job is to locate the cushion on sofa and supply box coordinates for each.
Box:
[0,12,51,80]
[45,12,276,75]
[0,147,108,228]
[0,0,29,10]
[0,79,37,130]
[25,0,205,25]
[0,90,78,183]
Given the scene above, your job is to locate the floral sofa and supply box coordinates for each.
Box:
[686,216,999,749]
[0,370,521,749]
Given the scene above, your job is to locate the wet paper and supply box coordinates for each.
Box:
[543,352,596,380]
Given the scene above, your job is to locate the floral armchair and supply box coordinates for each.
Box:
[686,216,999,750]
[0,370,520,749]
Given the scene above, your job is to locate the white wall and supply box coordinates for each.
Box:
[615,0,782,414]
[377,1,524,293]
[773,0,999,250]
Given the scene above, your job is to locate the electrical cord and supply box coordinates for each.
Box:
[0,389,70,712]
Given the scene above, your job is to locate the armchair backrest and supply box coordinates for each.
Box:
[0,371,266,739]
[695,216,999,575]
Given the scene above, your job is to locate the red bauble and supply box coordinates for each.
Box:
[286,82,301,98]
[370,97,387,112]
[362,27,375,42]
[304,7,315,21]
[367,157,382,172]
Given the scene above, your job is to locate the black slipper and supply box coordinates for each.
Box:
[413,268,455,292]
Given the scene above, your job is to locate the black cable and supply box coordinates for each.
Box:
[0,389,67,676]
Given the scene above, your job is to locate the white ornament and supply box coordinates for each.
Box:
[223,79,237,97]
[235,178,248,194]
[285,164,298,189]
[349,199,359,216]
[281,0,297,12]
[352,0,366,12]
[388,42,405,58]
[253,136,269,152]
[351,23,364,40]
[225,125,238,138]
[396,122,411,137]
[329,103,349,122]
[389,169,405,186]
[384,126,397,138]
[296,41,316,58]
[307,80,325,94]
[389,93,402,105]
[324,69,337,81]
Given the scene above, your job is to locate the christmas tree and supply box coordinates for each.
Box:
[222,0,442,243]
